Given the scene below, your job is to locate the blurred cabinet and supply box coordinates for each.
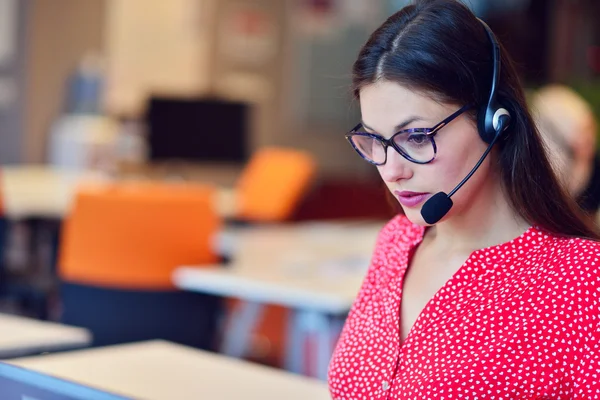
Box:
[0,0,26,164]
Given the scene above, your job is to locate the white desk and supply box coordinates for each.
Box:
[1,165,238,219]
[1,166,110,219]
[173,221,383,380]
[0,313,91,359]
[9,340,331,400]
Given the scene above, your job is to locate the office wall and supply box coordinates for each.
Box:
[103,0,216,117]
[210,0,375,179]
[23,0,106,163]
[209,0,285,154]
[278,1,377,179]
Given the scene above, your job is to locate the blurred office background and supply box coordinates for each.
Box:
[0,0,598,377]
[4,0,596,171]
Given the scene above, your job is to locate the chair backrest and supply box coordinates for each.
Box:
[235,147,316,222]
[59,182,221,290]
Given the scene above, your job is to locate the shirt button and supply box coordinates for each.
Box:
[382,381,390,391]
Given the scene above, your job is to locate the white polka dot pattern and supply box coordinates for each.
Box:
[328,215,600,399]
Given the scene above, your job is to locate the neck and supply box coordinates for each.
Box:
[425,171,530,254]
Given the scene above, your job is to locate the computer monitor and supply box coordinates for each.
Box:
[146,97,250,164]
[0,362,130,400]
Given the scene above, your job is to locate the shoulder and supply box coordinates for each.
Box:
[543,234,600,273]
[536,233,600,282]
[349,214,421,311]
[365,214,423,279]
[374,214,423,249]
[538,233,600,312]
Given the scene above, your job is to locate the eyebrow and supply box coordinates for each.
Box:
[361,116,425,133]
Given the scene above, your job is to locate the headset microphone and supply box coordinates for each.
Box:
[420,18,511,225]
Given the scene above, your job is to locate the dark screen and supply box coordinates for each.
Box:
[146,97,249,163]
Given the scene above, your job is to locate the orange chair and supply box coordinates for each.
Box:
[235,147,317,222]
[58,181,223,348]
[60,182,220,289]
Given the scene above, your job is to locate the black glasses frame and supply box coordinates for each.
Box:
[345,103,473,165]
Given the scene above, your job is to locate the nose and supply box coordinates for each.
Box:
[377,147,413,183]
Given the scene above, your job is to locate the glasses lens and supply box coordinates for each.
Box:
[350,135,386,164]
[393,131,435,163]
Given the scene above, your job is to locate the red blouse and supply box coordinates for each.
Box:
[328,215,600,399]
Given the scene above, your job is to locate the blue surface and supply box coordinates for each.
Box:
[0,362,130,399]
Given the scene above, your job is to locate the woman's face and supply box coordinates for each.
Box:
[359,81,493,226]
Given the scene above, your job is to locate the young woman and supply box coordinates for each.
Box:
[328,0,600,398]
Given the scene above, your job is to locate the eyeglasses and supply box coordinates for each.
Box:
[345,104,473,165]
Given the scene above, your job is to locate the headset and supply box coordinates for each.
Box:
[420,18,512,224]
[477,18,511,144]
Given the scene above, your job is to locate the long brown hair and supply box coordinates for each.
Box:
[353,0,600,240]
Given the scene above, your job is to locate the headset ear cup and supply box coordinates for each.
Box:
[492,107,511,133]
[478,104,511,144]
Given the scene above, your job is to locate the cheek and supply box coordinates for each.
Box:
[430,141,479,182]
[428,132,492,198]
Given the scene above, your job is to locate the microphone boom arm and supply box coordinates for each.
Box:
[448,131,501,198]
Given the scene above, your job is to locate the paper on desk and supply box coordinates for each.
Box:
[280,251,371,280]
[217,221,381,280]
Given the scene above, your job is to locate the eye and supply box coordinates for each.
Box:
[407,133,429,145]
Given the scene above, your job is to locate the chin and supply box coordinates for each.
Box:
[401,205,455,227]
[400,207,431,227]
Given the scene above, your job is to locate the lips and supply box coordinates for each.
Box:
[394,191,430,208]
